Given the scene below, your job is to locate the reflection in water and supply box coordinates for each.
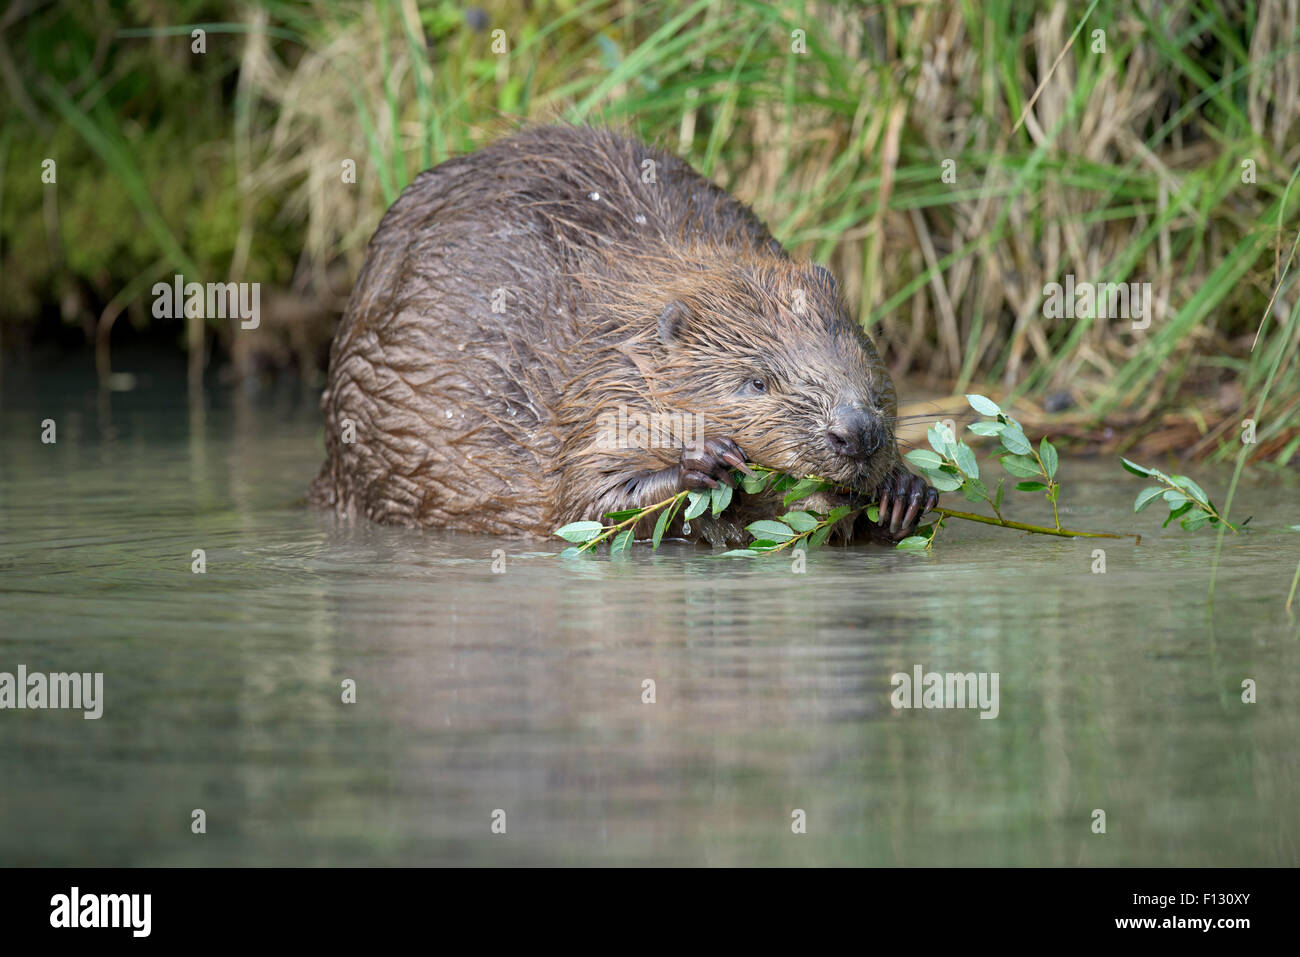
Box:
[1,357,1297,865]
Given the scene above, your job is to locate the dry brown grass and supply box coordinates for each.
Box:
[235,0,1299,458]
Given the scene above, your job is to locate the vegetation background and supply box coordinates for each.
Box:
[2,0,1297,465]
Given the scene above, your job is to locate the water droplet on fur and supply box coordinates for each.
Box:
[681,521,691,535]
[588,191,600,201]
[445,410,453,419]
[634,213,646,224]
[457,342,466,351]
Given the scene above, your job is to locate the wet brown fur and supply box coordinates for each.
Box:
[309,125,903,545]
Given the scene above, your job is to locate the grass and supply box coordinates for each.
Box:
[2,0,1298,466]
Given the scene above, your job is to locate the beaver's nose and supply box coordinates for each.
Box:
[825,405,881,459]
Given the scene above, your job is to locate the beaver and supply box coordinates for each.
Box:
[308,125,938,546]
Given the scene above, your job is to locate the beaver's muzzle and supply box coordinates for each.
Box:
[825,405,886,460]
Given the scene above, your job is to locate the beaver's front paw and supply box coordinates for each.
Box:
[679,436,753,490]
[874,467,939,541]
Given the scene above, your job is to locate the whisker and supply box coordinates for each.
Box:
[886,411,981,423]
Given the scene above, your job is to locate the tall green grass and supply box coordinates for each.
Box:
[3,0,1297,466]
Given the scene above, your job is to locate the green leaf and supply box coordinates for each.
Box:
[560,546,585,559]
[746,520,795,542]
[1169,475,1210,506]
[1039,439,1058,480]
[740,471,770,494]
[827,505,853,523]
[967,421,1004,436]
[994,479,1005,510]
[962,477,988,503]
[718,549,759,557]
[555,521,605,543]
[999,424,1032,455]
[781,510,819,533]
[602,507,642,523]
[808,524,834,548]
[1133,486,1165,512]
[896,536,930,550]
[1016,481,1047,491]
[783,476,828,506]
[905,449,944,469]
[867,505,880,522]
[1048,485,1060,504]
[652,498,680,549]
[1120,458,1154,477]
[711,482,733,517]
[928,423,956,457]
[1162,502,1193,528]
[770,473,797,493]
[748,540,780,549]
[924,470,963,492]
[966,393,1001,416]
[1180,512,1212,531]
[610,528,634,555]
[1000,454,1041,478]
[954,443,979,479]
[1162,489,1189,508]
[684,490,709,520]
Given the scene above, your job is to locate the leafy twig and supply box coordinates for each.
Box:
[932,506,1138,542]
[553,392,1239,557]
[1121,458,1238,532]
[554,488,690,556]
[912,394,1062,528]
[890,394,1127,550]
[719,502,865,557]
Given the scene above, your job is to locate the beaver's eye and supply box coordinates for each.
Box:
[749,378,768,394]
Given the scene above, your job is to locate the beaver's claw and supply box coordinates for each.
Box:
[875,467,940,540]
[680,436,754,490]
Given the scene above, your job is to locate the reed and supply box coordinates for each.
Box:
[2,0,1296,461]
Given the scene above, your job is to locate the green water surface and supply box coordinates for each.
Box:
[1,357,1296,865]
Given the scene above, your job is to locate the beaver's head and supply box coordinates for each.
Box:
[647,259,900,496]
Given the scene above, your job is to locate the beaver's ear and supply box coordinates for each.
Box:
[811,264,837,292]
[658,301,690,345]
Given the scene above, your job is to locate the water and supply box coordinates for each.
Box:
[2,355,1297,865]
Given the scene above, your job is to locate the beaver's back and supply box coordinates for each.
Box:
[310,125,783,534]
